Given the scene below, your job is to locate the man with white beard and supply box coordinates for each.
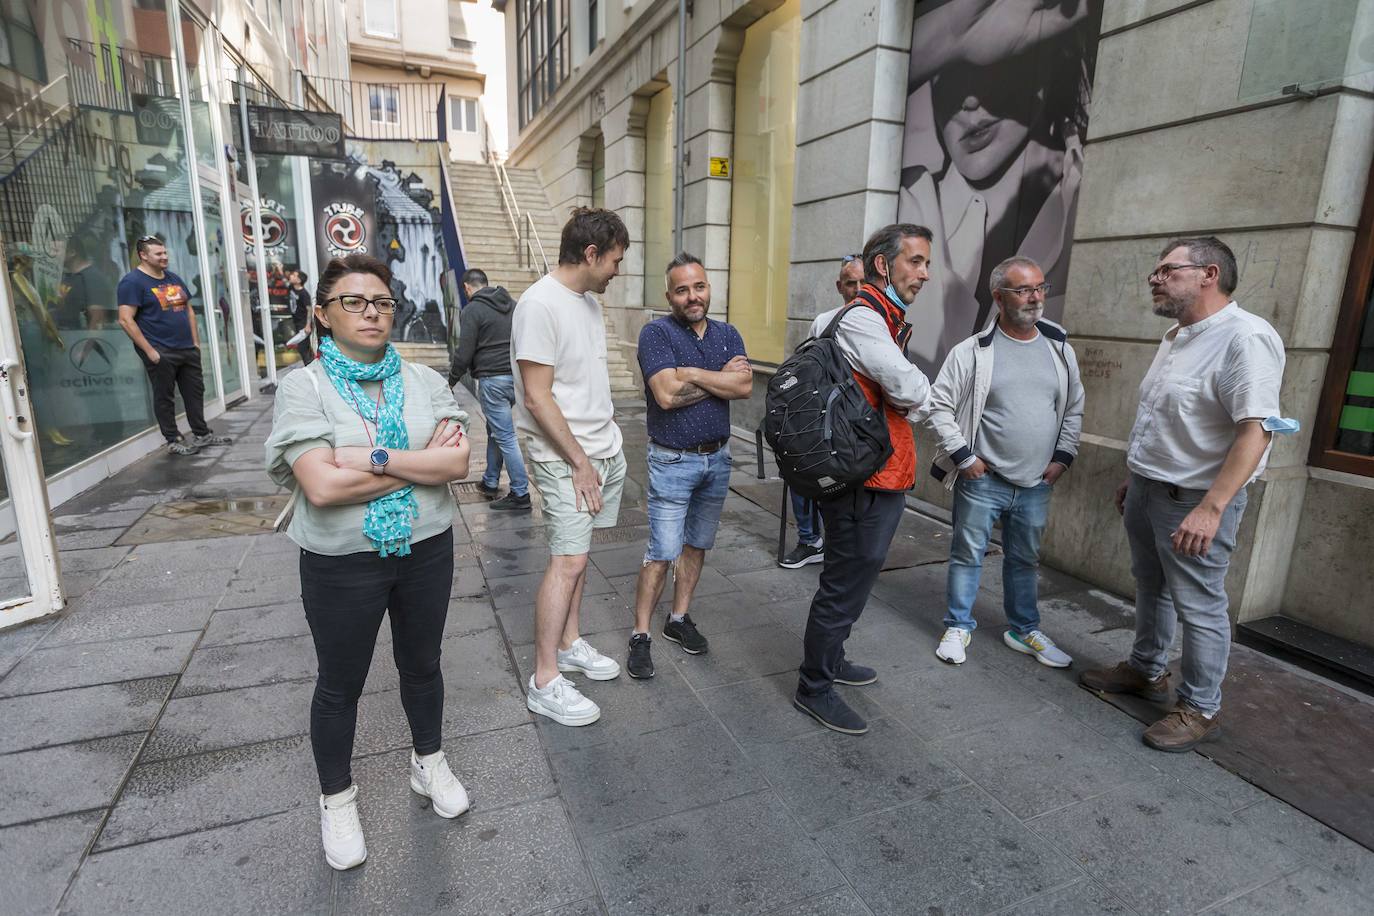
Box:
[921,256,1084,667]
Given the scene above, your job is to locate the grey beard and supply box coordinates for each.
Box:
[1152,298,1186,319]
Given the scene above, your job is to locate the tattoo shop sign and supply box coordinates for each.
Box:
[310,162,377,261]
[245,106,344,159]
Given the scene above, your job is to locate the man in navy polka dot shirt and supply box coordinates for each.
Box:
[626,253,752,679]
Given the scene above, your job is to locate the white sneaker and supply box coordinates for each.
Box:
[527,673,601,726]
[410,750,470,818]
[1003,629,1073,668]
[936,627,971,665]
[556,637,621,681]
[319,784,367,870]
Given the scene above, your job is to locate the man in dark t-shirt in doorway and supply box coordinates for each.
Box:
[116,235,232,456]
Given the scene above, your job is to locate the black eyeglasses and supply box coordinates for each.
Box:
[1148,263,1209,284]
[998,283,1052,298]
[325,294,399,314]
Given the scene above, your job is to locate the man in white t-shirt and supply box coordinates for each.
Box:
[1081,236,1285,753]
[512,207,630,727]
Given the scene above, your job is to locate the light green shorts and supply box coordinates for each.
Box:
[528,450,627,555]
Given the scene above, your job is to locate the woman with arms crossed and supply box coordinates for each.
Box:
[266,254,471,870]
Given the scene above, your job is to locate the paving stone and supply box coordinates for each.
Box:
[1234,797,1374,901]
[199,601,309,647]
[488,566,613,610]
[53,508,147,531]
[588,790,845,916]
[0,677,173,754]
[103,537,254,576]
[145,680,314,762]
[861,664,1054,742]
[98,735,316,850]
[55,527,126,550]
[934,706,1160,820]
[333,796,594,916]
[215,573,301,610]
[667,622,805,689]
[44,597,215,647]
[467,523,549,551]
[0,733,145,826]
[762,887,873,916]
[0,632,199,698]
[61,809,333,916]
[550,718,765,837]
[1027,776,1301,914]
[537,900,607,916]
[0,616,56,679]
[75,568,234,610]
[1201,864,1374,914]
[586,543,650,579]
[727,565,826,605]
[992,880,1132,915]
[477,543,551,578]
[0,810,103,916]
[353,679,532,756]
[453,562,489,599]
[54,545,133,573]
[818,783,1080,916]
[174,634,316,697]
[510,634,713,752]
[699,671,885,749]
[751,717,970,831]
[606,565,741,606]
[354,724,554,834]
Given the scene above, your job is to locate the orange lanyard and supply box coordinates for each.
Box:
[344,382,386,448]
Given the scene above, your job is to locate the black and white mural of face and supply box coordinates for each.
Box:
[897,0,1103,378]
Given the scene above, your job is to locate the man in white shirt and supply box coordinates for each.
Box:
[1080,237,1285,753]
[512,208,630,727]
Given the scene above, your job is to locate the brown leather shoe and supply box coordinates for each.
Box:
[1078,661,1172,703]
[1142,704,1221,752]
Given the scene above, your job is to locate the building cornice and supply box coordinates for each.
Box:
[349,43,486,85]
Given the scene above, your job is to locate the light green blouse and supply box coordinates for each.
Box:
[264,360,468,556]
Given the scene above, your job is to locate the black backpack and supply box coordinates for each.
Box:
[763,294,893,500]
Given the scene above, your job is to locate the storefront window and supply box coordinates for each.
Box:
[727,0,800,364]
[0,0,218,477]
[248,154,308,371]
[200,185,244,399]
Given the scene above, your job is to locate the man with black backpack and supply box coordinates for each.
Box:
[790,224,935,735]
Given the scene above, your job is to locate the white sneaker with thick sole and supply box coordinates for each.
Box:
[410,750,470,818]
[527,673,601,726]
[557,637,621,680]
[1003,629,1073,668]
[319,784,367,870]
[936,627,972,665]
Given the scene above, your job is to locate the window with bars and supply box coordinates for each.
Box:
[1311,154,1374,476]
[368,85,400,124]
[516,0,570,129]
[449,96,479,133]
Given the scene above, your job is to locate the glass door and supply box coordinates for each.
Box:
[0,251,63,630]
[200,184,245,401]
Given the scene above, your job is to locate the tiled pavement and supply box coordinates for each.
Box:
[2,381,1373,915]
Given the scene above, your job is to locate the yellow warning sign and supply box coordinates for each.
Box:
[709,157,730,178]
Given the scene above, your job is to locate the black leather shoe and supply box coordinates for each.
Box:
[793,689,868,735]
[490,492,532,511]
[833,660,877,686]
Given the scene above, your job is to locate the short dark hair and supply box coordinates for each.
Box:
[1158,236,1238,294]
[316,254,392,308]
[862,224,933,285]
[558,207,630,266]
[135,234,164,255]
[664,251,704,290]
[292,270,309,284]
[462,268,488,288]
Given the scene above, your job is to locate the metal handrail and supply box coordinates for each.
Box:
[0,76,73,175]
[492,159,523,257]
[0,74,67,133]
[525,212,549,275]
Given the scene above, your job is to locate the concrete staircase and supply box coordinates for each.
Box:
[392,342,451,372]
[448,161,638,395]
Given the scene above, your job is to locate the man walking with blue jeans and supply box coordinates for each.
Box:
[448,268,529,511]
[924,256,1084,668]
[1081,237,1284,753]
[626,253,751,679]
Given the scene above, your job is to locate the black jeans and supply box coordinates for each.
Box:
[798,488,906,696]
[300,527,454,794]
[140,347,209,443]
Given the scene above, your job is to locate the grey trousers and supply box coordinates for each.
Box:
[1122,473,1248,715]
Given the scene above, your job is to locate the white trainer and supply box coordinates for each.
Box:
[410,750,470,818]
[527,673,601,726]
[319,784,367,870]
[936,627,971,665]
[1003,629,1073,668]
[556,637,622,680]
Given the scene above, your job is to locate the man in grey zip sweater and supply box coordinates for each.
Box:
[921,256,1084,668]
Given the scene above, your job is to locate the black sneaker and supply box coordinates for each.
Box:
[662,614,709,655]
[834,660,877,686]
[489,492,532,511]
[779,542,824,569]
[627,633,654,679]
[192,432,233,447]
[476,481,500,497]
[793,689,868,735]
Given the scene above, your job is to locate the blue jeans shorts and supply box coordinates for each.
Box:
[644,442,732,562]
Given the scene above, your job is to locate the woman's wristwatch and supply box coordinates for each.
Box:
[369,448,390,475]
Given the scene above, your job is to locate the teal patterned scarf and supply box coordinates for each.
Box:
[319,337,418,557]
